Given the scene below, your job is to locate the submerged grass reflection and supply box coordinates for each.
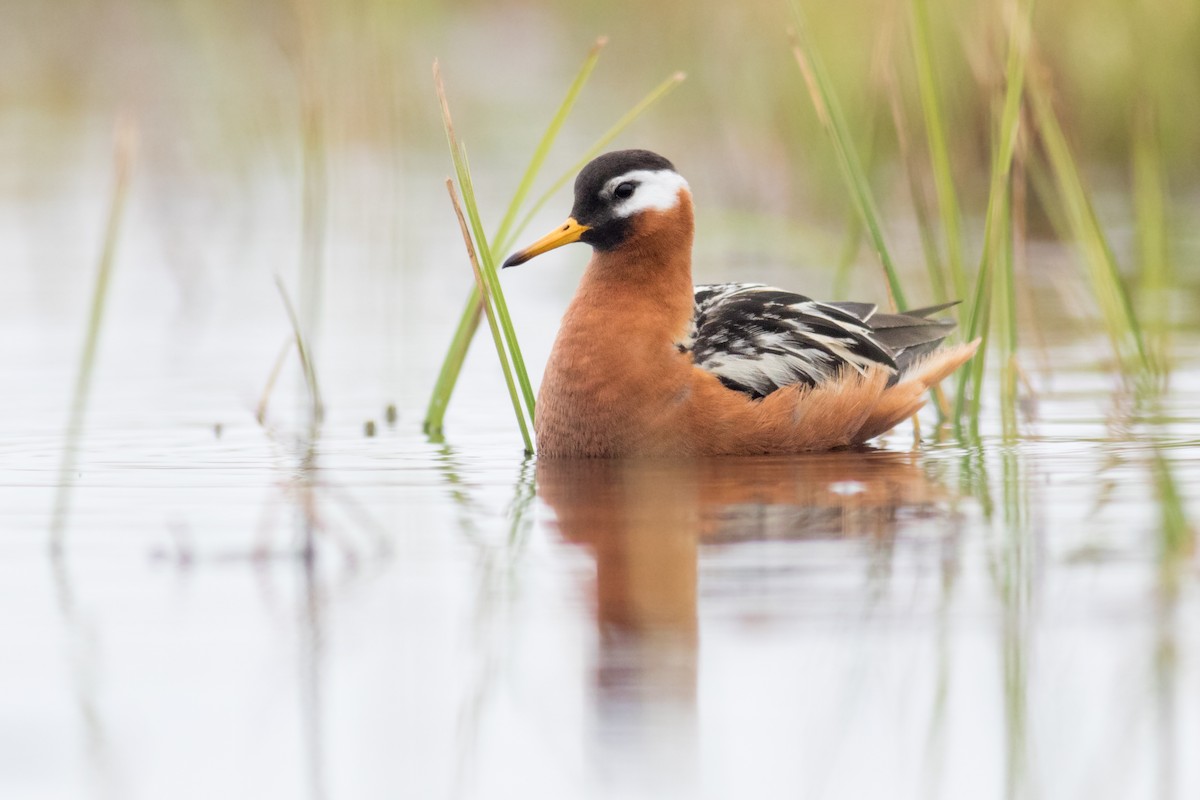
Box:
[427,447,538,794]
[1152,446,1193,594]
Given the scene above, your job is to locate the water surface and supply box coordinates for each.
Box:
[4,122,1200,800]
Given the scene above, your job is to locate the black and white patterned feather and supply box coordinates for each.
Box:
[680,283,956,398]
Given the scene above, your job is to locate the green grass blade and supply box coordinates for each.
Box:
[1133,106,1172,381]
[499,71,687,257]
[458,143,538,420]
[423,286,483,436]
[887,74,949,305]
[432,62,537,439]
[50,121,136,553]
[491,36,607,252]
[910,0,968,306]
[788,0,906,310]
[424,40,607,437]
[446,178,534,453]
[831,98,885,300]
[886,70,955,422]
[959,252,994,438]
[953,0,1033,429]
[995,184,1019,440]
[1028,68,1150,384]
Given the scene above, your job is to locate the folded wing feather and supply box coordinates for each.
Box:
[683,283,957,398]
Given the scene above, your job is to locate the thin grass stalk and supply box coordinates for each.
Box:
[885,71,952,422]
[910,0,968,305]
[424,298,483,436]
[1132,105,1172,382]
[491,37,607,251]
[275,276,325,426]
[996,130,1028,440]
[433,62,536,430]
[50,121,137,553]
[953,0,1033,429]
[500,71,686,257]
[446,180,534,453]
[788,1,906,311]
[1010,126,1049,384]
[256,336,295,425]
[1028,68,1150,384]
[962,196,1000,439]
[829,100,882,301]
[460,144,537,417]
[996,182,1019,440]
[886,69,949,304]
[961,279,992,438]
[954,224,994,434]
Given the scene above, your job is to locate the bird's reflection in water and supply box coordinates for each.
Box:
[536,449,948,795]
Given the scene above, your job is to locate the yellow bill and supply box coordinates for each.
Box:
[502,218,590,268]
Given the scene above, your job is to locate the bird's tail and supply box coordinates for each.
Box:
[870,302,960,376]
[853,339,981,443]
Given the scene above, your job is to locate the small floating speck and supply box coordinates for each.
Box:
[828,480,866,496]
[385,404,398,425]
[364,420,377,437]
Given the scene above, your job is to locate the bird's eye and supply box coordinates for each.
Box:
[614,182,636,200]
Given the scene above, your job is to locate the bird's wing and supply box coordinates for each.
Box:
[684,283,955,398]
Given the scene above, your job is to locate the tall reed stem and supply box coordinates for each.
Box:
[952,0,1033,432]
[789,0,907,311]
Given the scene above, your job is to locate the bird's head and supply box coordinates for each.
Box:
[502,149,692,269]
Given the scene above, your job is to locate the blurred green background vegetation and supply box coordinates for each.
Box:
[7,0,1199,401]
[9,0,1198,215]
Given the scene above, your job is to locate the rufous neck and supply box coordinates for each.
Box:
[578,196,695,306]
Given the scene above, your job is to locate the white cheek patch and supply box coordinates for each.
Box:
[605,169,691,218]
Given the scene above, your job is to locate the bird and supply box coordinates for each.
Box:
[502,149,979,458]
